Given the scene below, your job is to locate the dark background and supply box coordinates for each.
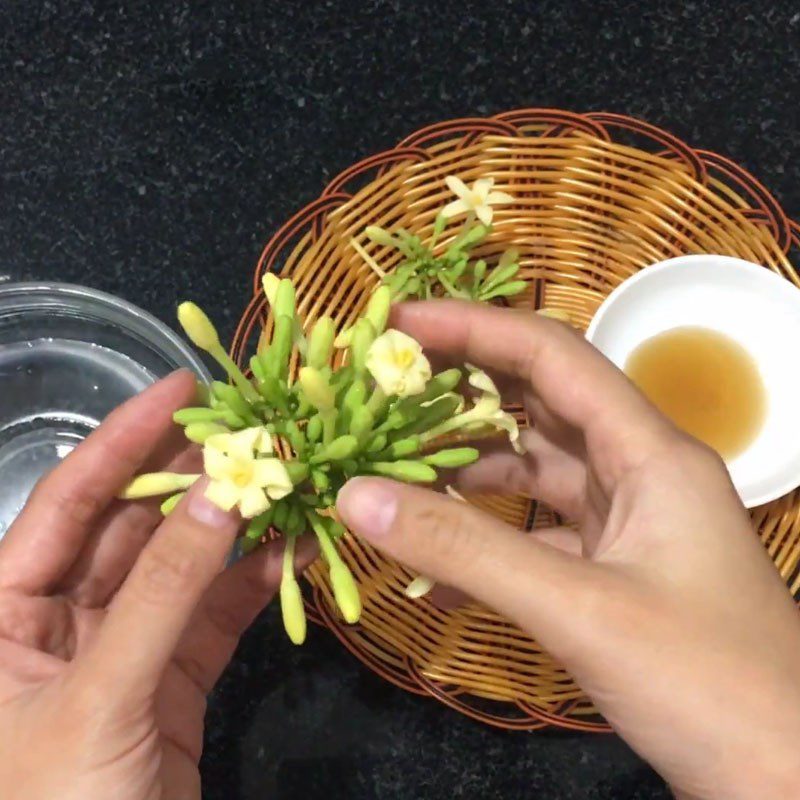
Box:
[2,1,797,798]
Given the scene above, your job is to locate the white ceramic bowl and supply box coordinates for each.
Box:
[586,254,800,508]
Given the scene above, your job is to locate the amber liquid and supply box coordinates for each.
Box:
[625,327,766,460]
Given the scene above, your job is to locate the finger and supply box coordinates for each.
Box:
[0,371,198,593]
[172,534,318,694]
[452,429,587,520]
[429,527,583,610]
[72,478,241,705]
[393,301,672,484]
[338,477,596,650]
[58,444,203,608]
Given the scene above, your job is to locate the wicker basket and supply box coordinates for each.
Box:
[232,109,800,731]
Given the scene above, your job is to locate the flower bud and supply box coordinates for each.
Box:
[262,273,280,306]
[160,492,186,515]
[177,302,220,352]
[284,461,310,485]
[422,447,480,468]
[364,286,392,335]
[120,472,200,499]
[365,225,396,248]
[274,278,296,318]
[349,406,374,440]
[173,407,223,425]
[370,460,437,483]
[350,318,376,374]
[184,422,229,444]
[281,567,307,645]
[329,560,362,624]
[310,434,359,464]
[307,316,336,369]
[306,413,323,443]
[334,326,354,349]
[385,436,421,458]
[298,367,335,411]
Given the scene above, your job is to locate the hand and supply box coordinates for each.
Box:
[0,371,314,800]
[337,302,800,800]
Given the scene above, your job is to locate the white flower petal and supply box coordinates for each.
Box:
[253,459,293,498]
[445,175,470,199]
[405,575,435,598]
[473,177,494,199]
[475,204,493,227]
[467,366,499,396]
[441,199,470,220]
[226,428,261,461]
[487,190,514,205]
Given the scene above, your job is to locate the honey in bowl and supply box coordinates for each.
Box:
[625,327,766,461]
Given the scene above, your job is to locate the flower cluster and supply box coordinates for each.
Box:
[353,176,526,303]
[121,269,522,644]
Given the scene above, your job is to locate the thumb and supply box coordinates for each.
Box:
[337,477,596,647]
[74,478,240,704]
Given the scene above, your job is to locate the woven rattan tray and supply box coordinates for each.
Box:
[232,109,800,731]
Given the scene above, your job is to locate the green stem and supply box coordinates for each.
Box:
[210,344,261,404]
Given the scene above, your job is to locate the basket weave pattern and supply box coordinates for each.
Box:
[232,110,800,731]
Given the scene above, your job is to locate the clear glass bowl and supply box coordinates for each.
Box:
[0,283,211,536]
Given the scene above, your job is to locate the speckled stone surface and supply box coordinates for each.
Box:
[2,1,798,797]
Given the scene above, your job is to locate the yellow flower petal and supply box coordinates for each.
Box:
[252,459,293,498]
[226,428,262,461]
[238,485,270,519]
[203,447,233,482]
[205,479,240,512]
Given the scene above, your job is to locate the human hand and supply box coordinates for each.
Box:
[0,371,314,800]
[337,302,800,800]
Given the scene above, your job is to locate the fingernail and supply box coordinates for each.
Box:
[186,479,239,528]
[337,478,398,541]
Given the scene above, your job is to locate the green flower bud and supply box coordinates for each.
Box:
[365,286,392,335]
[473,259,488,283]
[422,447,480,468]
[245,509,273,541]
[173,407,223,425]
[365,225,397,248]
[330,560,362,624]
[284,461,310,485]
[284,419,306,456]
[255,373,289,414]
[349,318,376,374]
[217,406,247,429]
[324,517,346,540]
[280,537,307,645]
[480,280,527,300]
[382,435,421,458]
[272,501,289,531]
[265,314,294,379]
[184,422,229,444]
[481,261,520,293]
[341,378,367,423]
[370,461,437,483]
[392,394,462,438]
[366,432,387,453]
[212,381,255,421]
[160,492,186,515]
[120,472,200,499]
[334,326,354,349]
[274,278,296,318]
[349,406,374,440]
[298,367,335,411]
[306,413,323,443]
[307,316,336,369]
[310,434,359,464]
[177,302,219,351]
[311,468,330,492]
[286,503,305,537]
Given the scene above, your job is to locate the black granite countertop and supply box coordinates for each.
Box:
[2,1,798,798]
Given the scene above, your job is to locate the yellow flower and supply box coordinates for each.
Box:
[441,176,514,227]
[203,427,293,518]
[366,329,431,398]
[422,365,523,453]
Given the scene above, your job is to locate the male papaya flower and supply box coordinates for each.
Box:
[422,365,523,453]
[203,427,293,518]
[366,329,432,398]
[441,176,514,227]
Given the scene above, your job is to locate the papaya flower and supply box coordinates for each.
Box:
[203,427,293,518]
[441,176,514,227]
[366,329,432,398]
[422,365,523,453]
